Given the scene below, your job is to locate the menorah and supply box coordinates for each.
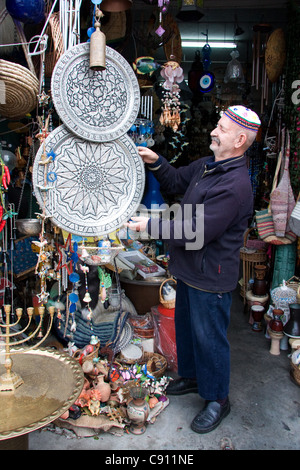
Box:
[0,304,55,392]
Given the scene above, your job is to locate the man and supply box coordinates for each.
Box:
[125,106,261,433]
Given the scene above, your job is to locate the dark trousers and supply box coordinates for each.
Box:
[175,279,232,401]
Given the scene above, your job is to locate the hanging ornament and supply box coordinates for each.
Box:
[80,264,93,320]
[224,50,245,84]
[159,57,184,132]
[155,0,170,37]
[98,266,112,305]
[6,0,45,24]
[198,43,215,94]
[188,50,204,94]
[89,7,106,71]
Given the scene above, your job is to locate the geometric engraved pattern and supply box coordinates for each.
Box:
[32,125,145,236]
[51,43,140,142]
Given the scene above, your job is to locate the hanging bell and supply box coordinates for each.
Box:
[90,20,106,71]
[83,292,92,303]
[81,248,89,259]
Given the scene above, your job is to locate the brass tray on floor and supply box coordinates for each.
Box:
[0,348,84,440]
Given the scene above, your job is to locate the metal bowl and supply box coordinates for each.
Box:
[16,218,42,236]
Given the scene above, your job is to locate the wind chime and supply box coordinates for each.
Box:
[159,57,184,132]
[251,23,272,113]
[59,0,83,51]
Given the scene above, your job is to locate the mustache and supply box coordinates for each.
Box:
[211,136,220,145]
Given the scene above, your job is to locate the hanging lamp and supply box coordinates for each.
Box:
[176,0,204,22]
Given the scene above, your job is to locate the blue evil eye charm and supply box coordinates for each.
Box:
[69,292,79,303]
[69,272,80,283]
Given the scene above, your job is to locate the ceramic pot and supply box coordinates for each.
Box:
[269,329,284,355]
[254,264,267,280]
[284,303,300,338]
[269,309,284,332]
[251,305,264,332]
[253,278,268,296]
[127,387,150,434]
[93,374,111,402]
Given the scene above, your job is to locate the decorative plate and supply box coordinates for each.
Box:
[32,125,145,236]
[51,43,140,142]
[265,28,286,83]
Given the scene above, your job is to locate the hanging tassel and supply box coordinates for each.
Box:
[100,282,106,303]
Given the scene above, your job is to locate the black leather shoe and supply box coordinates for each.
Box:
[191,398,230,434]
[166,377,198,395]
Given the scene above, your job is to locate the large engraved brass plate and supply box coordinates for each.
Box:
[0,348,84,440]
[51,43,140,142]
[32,125,145,236]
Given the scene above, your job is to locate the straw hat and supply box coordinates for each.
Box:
[0,59,39,118]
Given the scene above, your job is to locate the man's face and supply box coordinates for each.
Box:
[210,114,241,160]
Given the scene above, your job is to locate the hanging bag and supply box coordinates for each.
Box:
[255,149,282,241]
[270,132,296,237]
[256,132,297,245]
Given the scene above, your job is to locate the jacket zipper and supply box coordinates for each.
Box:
[201,154,245,178]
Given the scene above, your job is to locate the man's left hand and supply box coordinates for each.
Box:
[124,216,150,232]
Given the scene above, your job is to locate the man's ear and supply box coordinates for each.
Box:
[234,132,247,149]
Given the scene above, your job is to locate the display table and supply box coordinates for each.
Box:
[0,348,84,450]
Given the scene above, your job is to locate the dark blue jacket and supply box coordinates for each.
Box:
[147,154,253,292]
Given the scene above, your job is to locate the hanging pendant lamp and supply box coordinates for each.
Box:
[176,0,204,22]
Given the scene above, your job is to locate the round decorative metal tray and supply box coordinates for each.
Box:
[51,43,140,142]
[32,125,145,237]
[0,348,84,440]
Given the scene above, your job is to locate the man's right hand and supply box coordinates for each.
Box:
[137,146,159,164]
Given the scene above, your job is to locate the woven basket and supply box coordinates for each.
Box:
[240,227,268,263]
[0,59,39,118]
[284,276,300,293]
[143,352,168,378]
[73,342,100,365]
[45,12,64,77]
[240,227,268,303]
[159,278,177,309]
[291,362,300,386]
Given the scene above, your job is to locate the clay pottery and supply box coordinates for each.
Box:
[253,278,268,296]
[251,305,265,332]
[254,264,267,280]
[269,329,284,355]
[284,303,300,338]
[269,309,284,332]
[93,374,111,402]
[127,386,150,434]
